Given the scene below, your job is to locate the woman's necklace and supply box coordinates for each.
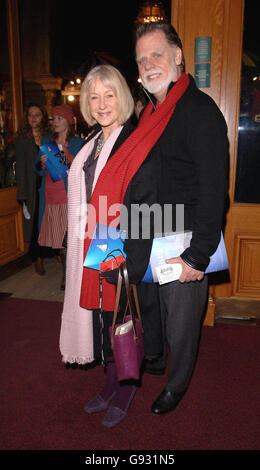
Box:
[95,133,104,159]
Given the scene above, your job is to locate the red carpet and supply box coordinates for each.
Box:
[0,297,259,451]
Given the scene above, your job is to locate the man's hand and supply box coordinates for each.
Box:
[166,256,204,283]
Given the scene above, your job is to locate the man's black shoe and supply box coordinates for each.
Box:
[151,389,184,415]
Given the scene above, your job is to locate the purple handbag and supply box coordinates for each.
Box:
[109,261,144,381]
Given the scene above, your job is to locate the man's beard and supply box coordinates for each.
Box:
[141,67,176,96]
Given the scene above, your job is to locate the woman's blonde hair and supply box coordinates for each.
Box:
[80,65,134,126]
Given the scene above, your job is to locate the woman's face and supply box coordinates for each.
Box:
[28,106,43,129]
[89,78,120,136]
[52,115,69,134]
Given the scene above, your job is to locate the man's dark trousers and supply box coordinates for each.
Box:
[158,276,208,395]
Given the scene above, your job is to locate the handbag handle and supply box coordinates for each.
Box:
[101,248,124,265]
[110,261,142,349]
[121,262,142,325]
[99,248,125,309]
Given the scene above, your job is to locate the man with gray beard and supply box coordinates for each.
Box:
[123,21,229,415]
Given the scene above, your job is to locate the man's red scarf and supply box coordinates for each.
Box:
[80,73,190,311]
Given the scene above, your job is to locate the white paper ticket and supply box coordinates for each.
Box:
[155,263,182,285]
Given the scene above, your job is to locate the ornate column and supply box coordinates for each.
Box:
[6,0,23,132]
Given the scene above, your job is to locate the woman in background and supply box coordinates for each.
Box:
[15,103,50,274]
[34,104,84,289]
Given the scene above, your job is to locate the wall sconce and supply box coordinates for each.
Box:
[136,1,167,24]
[61,78,82,104]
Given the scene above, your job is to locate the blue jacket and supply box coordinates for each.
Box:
[34,134,84,230]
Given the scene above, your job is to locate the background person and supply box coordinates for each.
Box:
[15,102,50,274]
[131,84,148,122]
[34,104,83,288]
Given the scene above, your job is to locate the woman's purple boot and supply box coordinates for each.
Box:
[84,362,119,414]
[102,384,137,428]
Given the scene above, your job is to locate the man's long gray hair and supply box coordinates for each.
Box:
[135,21,185,72]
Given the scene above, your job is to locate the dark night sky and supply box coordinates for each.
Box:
[50,0,172,85]
[50,0,259,85]
[1,0,258,89]
[243,1,259,53]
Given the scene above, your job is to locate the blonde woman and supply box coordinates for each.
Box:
[59,65,138,426]
[60,64,164,428]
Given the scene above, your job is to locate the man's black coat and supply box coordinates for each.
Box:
[123,75,229,283]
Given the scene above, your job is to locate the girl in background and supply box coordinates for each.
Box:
[34,104,84,289]
[15,103,50,274]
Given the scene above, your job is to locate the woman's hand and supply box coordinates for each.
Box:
[40,154,47,169]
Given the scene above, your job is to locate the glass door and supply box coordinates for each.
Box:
[234,0,260,203]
